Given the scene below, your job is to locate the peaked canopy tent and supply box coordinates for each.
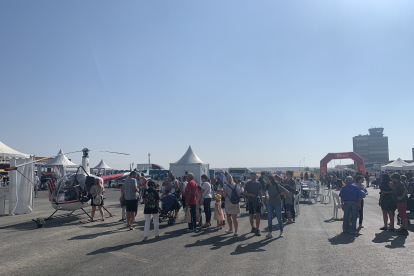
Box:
[38,149,79,176]
[169,146,209,185]
[403,162,414,171]
[93,159,112,175]
[0,141,34,215]
[381,158,412,171]
[0,140,30,161]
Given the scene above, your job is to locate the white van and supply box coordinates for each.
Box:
[229,168,252,180]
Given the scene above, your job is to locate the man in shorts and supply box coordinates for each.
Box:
[392,173,409,236]
[122,171,139,230]
[244,172,263,236]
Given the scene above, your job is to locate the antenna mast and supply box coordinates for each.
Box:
[148,152,151,164]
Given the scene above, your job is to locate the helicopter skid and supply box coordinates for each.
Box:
[51,200,89,211]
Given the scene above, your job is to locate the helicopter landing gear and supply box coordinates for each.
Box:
[102,206,115,217]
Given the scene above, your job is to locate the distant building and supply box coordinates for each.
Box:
[353,128,389,164]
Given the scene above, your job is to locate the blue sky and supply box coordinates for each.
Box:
[1,0,413,169]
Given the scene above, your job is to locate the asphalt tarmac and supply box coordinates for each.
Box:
[1,185,414,276]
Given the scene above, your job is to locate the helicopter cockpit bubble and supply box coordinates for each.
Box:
[55,173,86,203]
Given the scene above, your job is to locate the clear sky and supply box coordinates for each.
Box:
[1,0,413,169]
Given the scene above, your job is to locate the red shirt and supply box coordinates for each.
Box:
[185,180,197,205]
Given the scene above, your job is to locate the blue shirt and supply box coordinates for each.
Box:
[339,183,363,201]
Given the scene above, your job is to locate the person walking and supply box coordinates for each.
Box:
[283,171,297,222]
[123,171,139,230]
[201,174,212,228]
[244,172,263,236]
[379,173,396,231]
[119,183,127,222]
[143,180,160,241]
[339,176,364,234]
[375,170,381,188]
[222,174,241,236]
[90,178,105,221]
[355,176,368,228]
[265,175,289,238]
[365,172,370,188]
[185,173,197,233]
[392,173,409,236]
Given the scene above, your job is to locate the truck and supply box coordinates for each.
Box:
[228,168,252,180]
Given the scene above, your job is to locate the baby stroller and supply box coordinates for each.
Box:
[159,193,181,226]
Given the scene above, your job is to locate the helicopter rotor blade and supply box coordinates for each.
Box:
[91,150,130,155]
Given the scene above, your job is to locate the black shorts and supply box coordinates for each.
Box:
[248,202,261,214]
[126,199,138,212]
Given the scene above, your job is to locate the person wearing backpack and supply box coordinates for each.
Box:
[222,174,242,236]
[265,175,288,238]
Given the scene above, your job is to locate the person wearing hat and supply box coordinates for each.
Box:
[213,194,225,231]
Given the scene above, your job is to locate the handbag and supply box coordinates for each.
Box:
[184,208,191,223]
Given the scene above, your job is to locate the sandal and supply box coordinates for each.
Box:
[379,227,388,231]
[214,227,221,231]
[142,237,148,242]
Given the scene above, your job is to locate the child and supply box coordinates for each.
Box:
[196,186,204,227]
[119,183,126,222]
[213,194,225,231]
[219,188,226,225]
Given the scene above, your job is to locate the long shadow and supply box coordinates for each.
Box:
[329,232,359,245]
[324,218,342,223]
[0,215,82,232]
[185,233,247,250]
[372,231,406,248]
[87,227,191,255]
[231,237,277,255]
[69,229,125,240]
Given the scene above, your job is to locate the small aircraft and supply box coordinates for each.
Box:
[7,148,130,221]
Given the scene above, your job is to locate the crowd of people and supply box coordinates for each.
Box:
[111,170,302,241]
[338,170,414,236]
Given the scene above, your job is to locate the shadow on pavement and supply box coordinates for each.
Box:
[231,236,277,255]
[0,215,82,232]
[86,227,190,255]
[329,232,359,245]
[372,231,407,248]
[324,218,342,223]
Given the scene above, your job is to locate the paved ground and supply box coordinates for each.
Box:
[1,185,414,276]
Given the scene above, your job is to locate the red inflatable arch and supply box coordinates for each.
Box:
[320,152,365,175]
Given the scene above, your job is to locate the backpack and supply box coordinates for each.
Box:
[93,195,102,205]
[226,185,240,204]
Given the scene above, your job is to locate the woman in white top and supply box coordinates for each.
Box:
[201,174,213,228]
[90,178,105,221]
[222,174,241,236]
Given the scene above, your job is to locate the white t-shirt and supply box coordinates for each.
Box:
[201,182,212,198]
[171,179,178,194]
[182,182,188,194]
[34,176,39,186]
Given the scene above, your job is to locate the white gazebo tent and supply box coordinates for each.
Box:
[170,146,209,185]
[93,159,112,175]
[403,162,414,171]
[0,140,34,215]
[38,149,79,176]
[381,158,411,171]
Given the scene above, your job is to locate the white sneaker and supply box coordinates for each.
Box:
[233,232,238,236]
[266,232,273,239]
[225,230,234,234]
[279,231,284,237]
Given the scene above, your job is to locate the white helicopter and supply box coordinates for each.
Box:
[7,148,130,221]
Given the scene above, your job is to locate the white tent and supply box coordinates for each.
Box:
[43,149,79,168]
[403,162,414,171]
[0,141,34,215]
[170,146,209,185]
[93,159,111,175]
[0,140,30,160]
[381,158,411,171]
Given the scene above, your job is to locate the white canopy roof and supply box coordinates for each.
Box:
[43,149,79,168]
[403,162,414,170]
[0,140,30,160]
[381,158,411,170]
[172,146,205,164]
[93,159,111,169]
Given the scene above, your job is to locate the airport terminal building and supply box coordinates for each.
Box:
[353,128,389,164]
